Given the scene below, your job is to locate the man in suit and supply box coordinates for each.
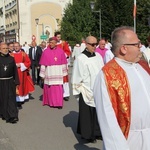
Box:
[29,41,42,85]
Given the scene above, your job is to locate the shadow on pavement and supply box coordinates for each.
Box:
[39,95,43,101]
[63,111,100,150]
[74,144,100,150]
[63,111,78,134]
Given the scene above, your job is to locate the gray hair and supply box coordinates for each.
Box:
[111,26,134,54]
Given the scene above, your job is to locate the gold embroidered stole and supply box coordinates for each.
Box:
[102,59,131,139]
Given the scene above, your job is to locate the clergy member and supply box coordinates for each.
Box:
[55,31,71,101]
[0,43,19,123]
[95,39,108,63]
[11,42,34,109]
[72,36,104,143]
[39,37,68,109]
[93,26,150,150]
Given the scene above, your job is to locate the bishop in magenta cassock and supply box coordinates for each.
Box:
[39,37,68,109]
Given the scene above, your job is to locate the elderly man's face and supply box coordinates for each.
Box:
[49,40,57,49]
[120,30,142,63]
[14,43,21,52]
[0,44,9,54]
[99,40,106,50]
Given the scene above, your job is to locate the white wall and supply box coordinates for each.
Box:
[19,0,72,45]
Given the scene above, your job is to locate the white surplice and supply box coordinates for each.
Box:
[93,57,150,150]
[104,49,114,64]
[72,45,81,59]
[72,52,104,107]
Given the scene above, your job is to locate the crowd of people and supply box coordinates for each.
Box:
[71,27,150,147]
[0,31,72,124]
[0,27,150,149]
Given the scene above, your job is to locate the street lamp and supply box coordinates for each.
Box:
[90,1,101,39]
[35,18,44,35]
[35,18,45,44]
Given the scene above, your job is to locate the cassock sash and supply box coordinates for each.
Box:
[102,59,131,139]
[138,59,150,75]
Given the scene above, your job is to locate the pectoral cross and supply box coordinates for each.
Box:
[4,65,7,71]
[54,57,57,61]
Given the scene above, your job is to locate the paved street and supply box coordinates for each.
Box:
[0,67,103,150]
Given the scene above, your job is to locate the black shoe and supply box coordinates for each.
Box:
[6,117,18,124]
[14,117,19,122]
[0,115,5,120]
[87,139,97,143]
[17,103,22,110]
[58,107,62,109]
[96,135,103,140]
[25,99,29,102]
[64,97,69,101]
[2,117,5,120]
[17,105,22,110]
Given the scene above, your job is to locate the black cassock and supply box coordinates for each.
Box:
[76,50,102,141]
[0,53,19,121]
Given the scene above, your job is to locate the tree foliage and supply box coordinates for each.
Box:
[60,0,150,44]
[60,0,96,44]
[136,0,150,44]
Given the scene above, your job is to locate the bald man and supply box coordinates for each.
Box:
[0,43,19,123]
[72,36,104,143]
[94,26,150,150]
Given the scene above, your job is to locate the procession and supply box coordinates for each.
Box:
[0,0,150,150]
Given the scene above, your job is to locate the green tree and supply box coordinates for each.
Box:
[137,0,150,44]
[95,0,133,39]
[98,0,150,43]
[60,0,96,45]
[61,0,150,44]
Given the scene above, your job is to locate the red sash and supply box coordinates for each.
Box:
[138,59,150,75]
[102,59,131,139]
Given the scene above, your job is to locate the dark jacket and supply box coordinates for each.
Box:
[29,46,42,67]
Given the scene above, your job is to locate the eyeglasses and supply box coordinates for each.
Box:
[123,41,141,48]
[87,43,98,47]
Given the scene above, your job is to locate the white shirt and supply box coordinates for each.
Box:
[32,47,37,60]
[93,58,150,150]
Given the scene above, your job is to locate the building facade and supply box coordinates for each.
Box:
[0,0,5,42]
[0,0,72,45]
[5,0,19,43]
